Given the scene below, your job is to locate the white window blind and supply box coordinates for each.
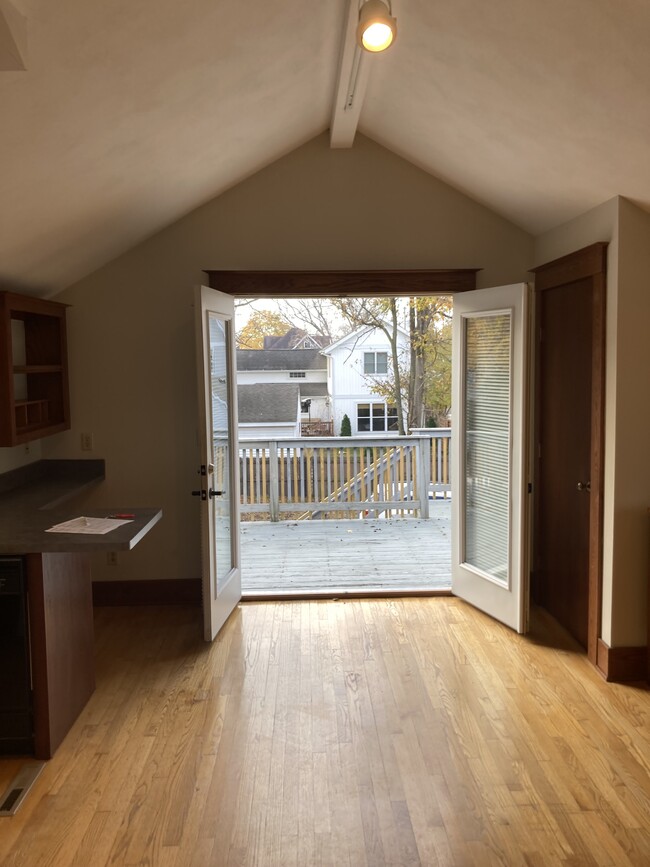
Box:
[463,313,511,584]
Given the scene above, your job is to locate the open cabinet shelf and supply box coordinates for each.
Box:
[0,292,70,446]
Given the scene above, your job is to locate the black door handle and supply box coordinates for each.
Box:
[209,489,225,498]
[191,490,206,500]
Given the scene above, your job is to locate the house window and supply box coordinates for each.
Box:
[363,352,388,375]
[357,402,399,433]
[289,371,306,378]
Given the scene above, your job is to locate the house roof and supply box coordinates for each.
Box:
[263,328,329,350]
[237,383,300,424]
[2,2,650,293]
[237,349,327,371]
[298,383,329,398]
[321,323,410,355]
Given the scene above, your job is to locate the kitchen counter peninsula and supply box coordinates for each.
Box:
[0,459,162,758]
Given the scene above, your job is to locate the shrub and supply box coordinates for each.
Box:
[340,414,352,437]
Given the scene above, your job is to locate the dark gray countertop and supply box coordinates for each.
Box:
[0,460,162,554]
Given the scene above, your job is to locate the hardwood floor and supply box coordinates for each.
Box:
[0,599,649,866]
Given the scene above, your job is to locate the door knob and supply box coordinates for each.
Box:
[191,490,206,500]
[577,481,591,492]
[209,489,225,498]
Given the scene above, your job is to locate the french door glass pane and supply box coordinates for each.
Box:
[209,314,233,591]
[463,313,511,584]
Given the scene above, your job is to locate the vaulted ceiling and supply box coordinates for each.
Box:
[2,0,649,295]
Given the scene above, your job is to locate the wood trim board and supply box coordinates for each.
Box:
[93,578,202,606]
[205,269,479,297]
[596,639,648,683]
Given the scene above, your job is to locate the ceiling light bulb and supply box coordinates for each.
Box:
[362,21,394,52]
[357,0,397,53]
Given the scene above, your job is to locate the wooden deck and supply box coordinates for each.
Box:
[240,500,451,594]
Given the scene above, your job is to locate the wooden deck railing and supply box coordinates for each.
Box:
[238,429,451,520]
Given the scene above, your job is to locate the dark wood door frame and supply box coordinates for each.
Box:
[532,243,607,667]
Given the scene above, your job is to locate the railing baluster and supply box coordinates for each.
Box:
[319,448,325,503]
[261,449,267,503]
[240,445,247,505]
[293,448,299,504]
[254,448,261,506]
[406,445,412,508]
[280,446,286,505]
[269,441,279,521]
[299,448,305,504]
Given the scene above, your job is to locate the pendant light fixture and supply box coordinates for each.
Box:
[356,0,397,53]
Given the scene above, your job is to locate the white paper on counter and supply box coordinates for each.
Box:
[45,516,133,535]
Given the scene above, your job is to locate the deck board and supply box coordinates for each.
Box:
[241,501,451,594]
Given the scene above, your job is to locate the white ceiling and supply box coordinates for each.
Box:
[2,0,650,294]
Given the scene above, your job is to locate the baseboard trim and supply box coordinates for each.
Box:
[92,579,201,607]
[596,638,648,683]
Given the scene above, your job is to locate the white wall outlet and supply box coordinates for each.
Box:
[106,552,118,566]
[81,432,93,451]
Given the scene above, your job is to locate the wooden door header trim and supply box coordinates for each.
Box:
[204,269,480,297]
[532,242,608,291]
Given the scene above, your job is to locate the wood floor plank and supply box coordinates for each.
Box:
[0,599,649,866]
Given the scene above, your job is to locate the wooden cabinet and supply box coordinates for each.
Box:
[0,292,70,446]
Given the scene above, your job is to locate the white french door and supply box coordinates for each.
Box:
[194,285,242,641]
[451,283,530,633]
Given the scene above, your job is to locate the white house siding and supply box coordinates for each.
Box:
[323,327,409,436]
[239,422,299,440]
[237,369,325,386]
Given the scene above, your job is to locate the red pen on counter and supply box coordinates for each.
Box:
[109,513,135,519]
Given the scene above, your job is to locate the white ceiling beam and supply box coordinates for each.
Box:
[0,0,27,71]
[329,0,374,149]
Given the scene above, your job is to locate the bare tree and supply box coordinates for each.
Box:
[276,298,343,343]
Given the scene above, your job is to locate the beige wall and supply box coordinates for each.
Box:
[534,196,650,648]
[610,199,650,646]
[42,133,534,585]
[0,441,42,474]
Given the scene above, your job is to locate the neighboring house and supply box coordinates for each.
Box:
[321,324,410,436]
[237,383,301,439]
[263,327,329,350]
[236,348,331,430]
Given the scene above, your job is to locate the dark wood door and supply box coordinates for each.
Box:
[535,279,593,648]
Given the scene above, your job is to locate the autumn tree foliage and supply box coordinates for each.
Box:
[408,297,452,429]
[236,309,293,349]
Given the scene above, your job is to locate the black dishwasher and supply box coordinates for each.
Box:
[0,557,33,754]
